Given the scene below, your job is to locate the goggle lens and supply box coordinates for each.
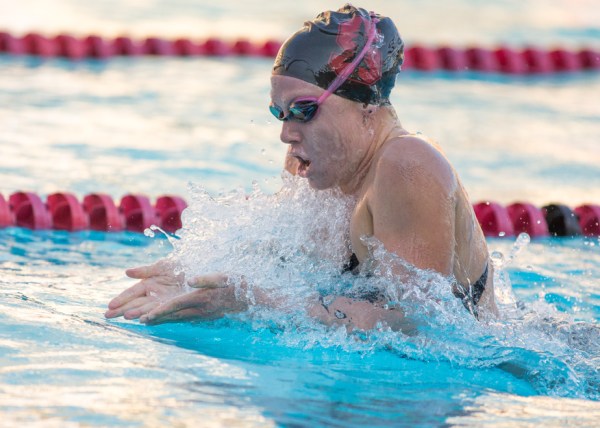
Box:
[269,100,319,123]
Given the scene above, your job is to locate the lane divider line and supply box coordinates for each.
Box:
[1,192,598,237]
[1,31,599,74]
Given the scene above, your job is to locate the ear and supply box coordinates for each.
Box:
[361,103,378,115]
[360,103,377,126]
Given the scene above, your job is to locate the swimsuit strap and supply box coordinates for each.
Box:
[453,262,489,319]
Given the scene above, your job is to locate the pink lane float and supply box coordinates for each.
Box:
[0,192,599,237]
[1,31,599,74]
[0,192,187,234]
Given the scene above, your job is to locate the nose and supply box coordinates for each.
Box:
[279,120,301,145]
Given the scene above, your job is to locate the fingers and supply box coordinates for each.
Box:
[106,281,148,311]
[126,259,172,279]
[140,292,207,324]
[105,294,154,319]
[141,308,210,325]
[188,273,228,289]
[122,300,161,320]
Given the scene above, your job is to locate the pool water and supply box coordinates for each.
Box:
[1,0,600,426]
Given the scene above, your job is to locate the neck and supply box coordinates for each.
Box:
[339,108,407,195]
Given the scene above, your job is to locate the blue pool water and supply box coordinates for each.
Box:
[1,0,600,426]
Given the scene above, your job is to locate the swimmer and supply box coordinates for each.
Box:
[105,5,498,330]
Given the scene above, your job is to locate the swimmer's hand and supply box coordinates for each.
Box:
[105,259,183,320]
[104,260,245,324]
[138,282,246,325]
[308,296,410,333]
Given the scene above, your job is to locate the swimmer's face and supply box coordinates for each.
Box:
[270,75,369,192]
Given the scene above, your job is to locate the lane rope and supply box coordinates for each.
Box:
[1,192,598,237]
[1,31,599,74]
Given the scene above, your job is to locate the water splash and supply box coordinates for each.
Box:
[165,176,599,399]
[143,224,180,246]
[492,233,531,308]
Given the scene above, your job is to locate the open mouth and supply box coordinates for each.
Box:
[292,154,311,176]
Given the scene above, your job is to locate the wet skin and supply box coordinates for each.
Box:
[106,75,497,330]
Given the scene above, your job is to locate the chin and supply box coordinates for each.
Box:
[307,176,334,191]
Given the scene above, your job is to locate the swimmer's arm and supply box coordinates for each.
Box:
[307,296,410,333]
[368,140,455,276]
[187,276,399,330]
[137,274,280,325]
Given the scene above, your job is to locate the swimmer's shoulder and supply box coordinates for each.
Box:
[377,133,455,186]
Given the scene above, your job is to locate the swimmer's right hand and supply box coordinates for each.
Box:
[104,259,184,320]
[104,259,236,323]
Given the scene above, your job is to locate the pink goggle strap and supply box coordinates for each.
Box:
[317,14,380,105]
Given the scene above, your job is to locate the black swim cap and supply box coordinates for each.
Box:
[272,4,404,106]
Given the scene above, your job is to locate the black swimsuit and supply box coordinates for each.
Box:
[452,263,489,319]
[343,253,488,318]
[342,253,360,273]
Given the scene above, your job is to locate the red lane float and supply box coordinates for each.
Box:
[143,37,174,56]
[120,194,156,232]
[0,32,25,55]
[202,38,231,56]
[574,204,600,237]
[174,38,203,56]
[405,45,439,71]
[257,40,282,57]
[465,47,499,72]
[0,30,598,74]
[113,37,143,56]
[579,49,600,70]
[522,47,553,74]
[0,194,13,227]
[156,196,188,233]
[473,202,515,237]
[0,192,187,233]
[83,194,124,232]
[9,192,52,230]
[506,202,549,237]
[436,46,468,71]
[85,35,113,59]
[231,39,257,56]
[550,49,579,72]
[55,34,86,60]
[1,192,599,238]
[22,33,57,57]
[495,47,527,74]
[47,192,87,231]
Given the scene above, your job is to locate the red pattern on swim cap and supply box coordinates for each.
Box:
[329,15,382,85]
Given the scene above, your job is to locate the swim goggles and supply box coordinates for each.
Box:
[269,14,380,123]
